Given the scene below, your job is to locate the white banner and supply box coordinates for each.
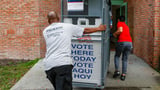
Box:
[67,2,84,11]
[71,41,101,85]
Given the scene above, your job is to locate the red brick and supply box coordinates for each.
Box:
[0,0,60,60]
[124,0,160,69]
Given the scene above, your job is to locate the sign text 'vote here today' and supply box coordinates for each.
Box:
[71,44,96,80]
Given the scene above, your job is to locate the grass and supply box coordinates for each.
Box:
[0,58,40,90]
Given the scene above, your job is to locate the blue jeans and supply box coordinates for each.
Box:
[114,42,132,74]
[45,65,73,90]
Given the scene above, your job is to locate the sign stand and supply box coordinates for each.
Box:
[61,0,111,89]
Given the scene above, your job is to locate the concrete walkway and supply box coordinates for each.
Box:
[11,51,160,90]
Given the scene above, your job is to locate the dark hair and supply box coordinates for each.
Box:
[118,16,125,22]
[47,11,60,24]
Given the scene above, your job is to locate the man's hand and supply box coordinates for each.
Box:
[98,24,106,31]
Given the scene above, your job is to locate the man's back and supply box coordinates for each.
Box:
[43,23,84,70]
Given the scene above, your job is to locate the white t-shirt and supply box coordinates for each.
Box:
[43,23,84,70]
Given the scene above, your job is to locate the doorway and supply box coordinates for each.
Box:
[110,0,128,50]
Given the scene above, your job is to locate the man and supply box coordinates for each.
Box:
[113,16,132,81]
[43,11,106,90]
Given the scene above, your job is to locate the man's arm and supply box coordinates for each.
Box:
[113,27,123,38]
[83,25,106,34]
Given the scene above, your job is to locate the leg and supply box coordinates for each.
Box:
[113,43,123,78]
[64,65,73,90]
[55,73,65,90]
[45,68,56,88]
[55,65,73,90]
[114,43,123,71]
[122,45,131,74]
[121,43,132,81]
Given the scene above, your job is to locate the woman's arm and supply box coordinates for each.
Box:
[113,27,123,38]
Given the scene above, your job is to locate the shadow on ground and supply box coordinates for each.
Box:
[104,87,151,90]
[154,76,160,84]
[74,87,151,90]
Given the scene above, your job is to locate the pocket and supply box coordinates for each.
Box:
[126,45,132,51]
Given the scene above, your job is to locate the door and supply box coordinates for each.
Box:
[120,2,128,24]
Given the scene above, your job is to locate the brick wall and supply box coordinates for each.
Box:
[125,0,160,69]
[0,0,61,60]
[133,0,155,66]
[153,0,160,68]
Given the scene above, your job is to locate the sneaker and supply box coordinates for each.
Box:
[113,71,120,78]
[120,74,126,81]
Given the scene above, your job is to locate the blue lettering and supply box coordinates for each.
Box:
[83,51,88,55]
[71,50,77,55]
[78,68,84,73]
[86,75,91,79]
[71,44,93,50]
[88,63,93,68]
[80,74,86,79]
[91,57,96,62]
[72,68,77,72]
[84,69,93,74]
[74,56,79,61]
[89,51,93,56]
[77,63,83,67]
[83,44,87,49]
[74,62,93,68]
[77,44,83,49]
[72,56,96,62]
[77,50,82,55]
[74,74,80,79]
[74,74,91,79]
[72,68,93,74]
[83,63,88,67]
[72,44,76,49]
[71,50,93,56]
[80,56,85,61]
[86,57,91,61]
[88,45,93,50]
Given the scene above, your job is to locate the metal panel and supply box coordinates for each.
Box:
[88,0,102,16]
[101,0,110,86]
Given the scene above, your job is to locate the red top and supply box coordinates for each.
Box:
[117,21,132,42]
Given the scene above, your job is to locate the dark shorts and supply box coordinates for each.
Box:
[45,65,73,90]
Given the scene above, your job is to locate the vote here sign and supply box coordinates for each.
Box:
[71,42,102,85]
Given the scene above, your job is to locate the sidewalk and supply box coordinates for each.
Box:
[11,51,160,90]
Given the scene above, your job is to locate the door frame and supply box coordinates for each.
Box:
[120,2,128,24]
[111,0,128,24]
